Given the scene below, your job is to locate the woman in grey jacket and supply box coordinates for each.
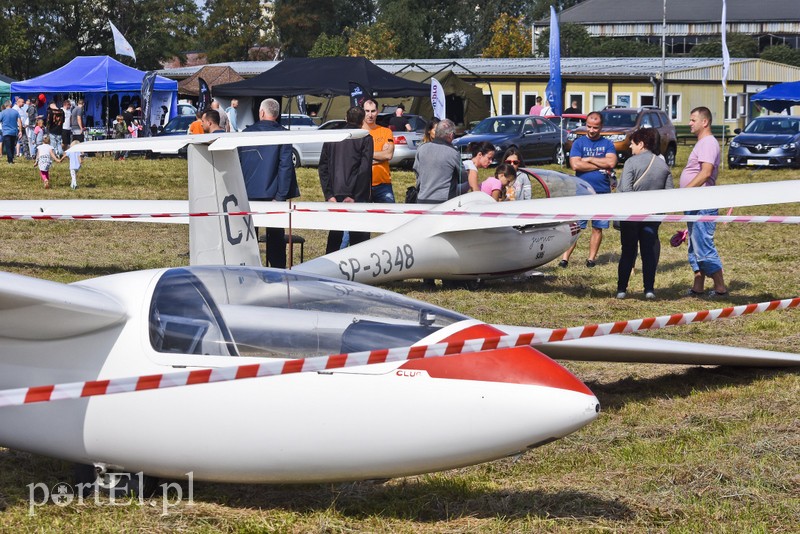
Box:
[616,128,674,299]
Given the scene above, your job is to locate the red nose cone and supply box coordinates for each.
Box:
[400,323,593,396]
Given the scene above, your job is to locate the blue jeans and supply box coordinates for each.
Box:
[371,183,395,203]
[686,209,723,276]
[50,134,63,157]
[617,222,661,293]
[2,135,17,163]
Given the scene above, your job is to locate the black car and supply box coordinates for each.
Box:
[728,116,800,169]
[453,115,568,165]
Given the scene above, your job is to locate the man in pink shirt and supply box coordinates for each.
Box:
[529,96,543,115]
[679,106,727,297]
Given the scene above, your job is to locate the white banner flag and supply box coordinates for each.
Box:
[721,0,730,95]
[109,21,136,62]
[431,77,446,120]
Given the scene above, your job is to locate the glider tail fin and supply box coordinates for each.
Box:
[187,144,262,267]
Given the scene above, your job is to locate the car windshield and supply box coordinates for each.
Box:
[471,118,523,135]
[163,117,193,134]
[744,118,800,135]
[149,266,468,358]
[283,116,315,126]
[600,111,637,128]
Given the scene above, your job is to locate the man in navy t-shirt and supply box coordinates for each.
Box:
[559,111,617,268]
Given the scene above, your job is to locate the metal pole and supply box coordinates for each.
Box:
[661,0,667,110]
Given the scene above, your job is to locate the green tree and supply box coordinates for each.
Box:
[347,22,398,59]
[760,44,800,67]
[482,13,532,58]
[537,23,591,56]
[309,33,349,58]
[273,0,336,57]
[375,0,463,58]
[690,33,759,58]
[593,38,662,58]
[203,0,273,62]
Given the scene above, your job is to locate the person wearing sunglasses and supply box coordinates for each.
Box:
[500,147,531,201]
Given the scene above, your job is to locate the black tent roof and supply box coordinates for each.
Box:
[213,57,430,98]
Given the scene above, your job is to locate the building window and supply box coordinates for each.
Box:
[724,95,739,121]
[523,93,538,114]
[566,93,584,113]
[615,93,632,107]
[590,93,607,113]
[500,93,515,115]
[666,94,681,122]
[639,94,655,107]
[484,93,494,116]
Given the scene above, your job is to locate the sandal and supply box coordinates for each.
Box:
[686,289,703,296]
[708,290,729,298]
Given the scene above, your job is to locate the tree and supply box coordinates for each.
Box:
[309,33,349,58]
[593,38,662,58]
[347,22,398,59]
[203,0,273,62]
[690,33,759,58]
[482,13,532,58]
[375,0,463,58]
[536,23,591,56]
[760,44,800,67]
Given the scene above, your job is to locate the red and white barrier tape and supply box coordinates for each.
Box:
[1,209,799,224]
[1,297,797,409]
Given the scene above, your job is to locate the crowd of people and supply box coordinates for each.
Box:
[1,95,86,188]
[235,96,730,300]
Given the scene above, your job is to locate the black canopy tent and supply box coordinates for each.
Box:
[213,57,431,124]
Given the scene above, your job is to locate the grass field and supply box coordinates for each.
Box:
[0,146,798,533]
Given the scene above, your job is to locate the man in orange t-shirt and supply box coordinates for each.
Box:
[362,98,395,203]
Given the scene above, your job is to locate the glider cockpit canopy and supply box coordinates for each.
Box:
[149,266,468,359]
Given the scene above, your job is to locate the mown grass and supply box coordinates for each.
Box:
[0,147,798,532]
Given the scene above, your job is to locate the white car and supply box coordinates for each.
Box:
[281,114,319,131]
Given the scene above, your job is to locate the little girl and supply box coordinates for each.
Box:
[32,117,45,148]
[35,134,62,189]
[67,140,84,190]
[480,164,515,201]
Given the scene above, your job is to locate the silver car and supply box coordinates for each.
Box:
[291,116,425,168]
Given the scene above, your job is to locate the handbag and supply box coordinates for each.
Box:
[405,185,418,204]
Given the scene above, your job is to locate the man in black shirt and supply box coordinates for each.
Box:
[388,103,412,132]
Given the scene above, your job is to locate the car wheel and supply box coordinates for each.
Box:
[553,145,566,166]
[664,145,677,168]
[291,148,300,168]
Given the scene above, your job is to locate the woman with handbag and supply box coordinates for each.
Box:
[616,128,673,300]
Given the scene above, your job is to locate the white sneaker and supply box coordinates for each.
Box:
[616,291,626,299]
[645,291,656,300]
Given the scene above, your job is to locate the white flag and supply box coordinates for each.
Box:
[109,21,136,62]
[431,77,446,120]
[721,0,730,95]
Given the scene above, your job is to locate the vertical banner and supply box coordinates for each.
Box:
[545,6,562,116]
[296,95,307,116]
[140,71,157,137]
[431,77,446,119]
[197,78,211,113]
[721,0,730,95]
[349,82,367,108]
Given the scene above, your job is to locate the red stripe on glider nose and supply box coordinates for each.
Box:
[400,323,593,396]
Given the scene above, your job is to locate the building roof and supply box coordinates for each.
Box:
[555,0,800,23]
[158,57,800,85]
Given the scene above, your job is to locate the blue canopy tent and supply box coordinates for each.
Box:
[750,81,800,113]
[11,56,178,129]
